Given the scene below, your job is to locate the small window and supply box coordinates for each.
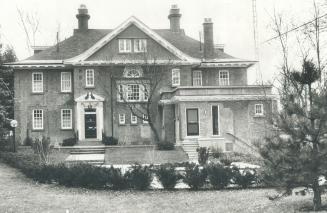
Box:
[127,84,140,101]
[32,72,43,93]
[192,70,202,86]
[142,85,149,102]
[143,114,148,124]
[218,70,229,86]
[225,143,234,152]
[33,109,43,130]
[119,39,132,53]
[85,69,94,87]
[186,108,199,136]
[131,114,137,124]
[134,39,147,52]
[118,84,124,102]
[119,114,125,125]
[212,105,220,135]
[61,72,71,92]
[61,109,72,129]
[254,104,264,116]
[172,68,180,87]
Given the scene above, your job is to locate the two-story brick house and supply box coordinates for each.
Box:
[8,5,276,155]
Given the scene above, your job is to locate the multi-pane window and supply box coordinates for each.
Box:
[212,105,220,135]
[61,109,72,129]
[33,109,43,130]
[131,114,137,124]
[119,114,125,125]
[225,143,234,152]
[32,72,43,93]
[186,108,199,136]
[61,72,71,92]
[172,68,180,86]
[118,85,124,101]
[127,84,140,101]
[193,70,202,86]
[142,85,149,101]
[218,70,229,86]
[119,39,132,53]
[85,69,94,87]
[134,39,147,52]
[254,104,264,116]
[143,114,148,124]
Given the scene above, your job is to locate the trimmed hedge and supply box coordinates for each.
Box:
[125,164,153,190]
[155,163,182,189]
[206,163,232,189]
[157,141,175,150]
[183,163,207,190]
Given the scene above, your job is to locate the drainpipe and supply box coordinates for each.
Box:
[110,74,114,138]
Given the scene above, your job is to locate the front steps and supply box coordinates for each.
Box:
[65,146,105,165]
[182,139,199,162]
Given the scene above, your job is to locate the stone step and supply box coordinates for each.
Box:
[70,151,105,155]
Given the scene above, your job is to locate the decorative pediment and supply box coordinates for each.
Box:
[75,92,105,102]
[123,65,143,78]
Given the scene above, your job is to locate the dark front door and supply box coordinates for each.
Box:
[85,112,97,139]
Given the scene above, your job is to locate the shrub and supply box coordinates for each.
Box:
[157,141,175,150]
[125,164,153,190]
[197,147,209,165]
[232,167,257,188]
[155,163,181,189]
[0,138,13,152]
[183,163,207,190]
[62,137,77,146]
[210,147,223,159]
[31,136,52,164]
[102,135,118,146]
[206,163,232,189]
[107,166,128,190]
[23,136,33,146]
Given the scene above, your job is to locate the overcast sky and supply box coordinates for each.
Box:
[0,0,322,83]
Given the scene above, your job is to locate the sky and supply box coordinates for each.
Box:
[0,0,322,84]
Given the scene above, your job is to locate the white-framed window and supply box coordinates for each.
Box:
[61,109,72,129]
[85,69,94,87]
[127,84,140,101]
[32,72,43,93]
[193,70,202,86]
[119,114,126,125]
[172,68,180,87]
[141,85,149,102]
[225,142,234,152]
[131,114,137,124]
[134,39,147,52]
[143,114,148,124]
[118,84,124,101]
[254,104,264,116]
[61,72,71,92]
[218,70,229,86]
[32,109,43,130]
[119,39,132,53]
[212,105,220,136]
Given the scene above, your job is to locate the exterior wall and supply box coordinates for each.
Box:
[14,69,75,145]
[200,68,247,86]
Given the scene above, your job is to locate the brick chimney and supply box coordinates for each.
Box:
[168,5,181,33]
[203,18,215,59]
[76,4,90,31]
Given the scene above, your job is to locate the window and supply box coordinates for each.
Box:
[193,70,202,86]
[142,85,149,101]
[134,39,147,52]
[212,105,220,135]
[172,68,180,86]
[33,109,43,130]
[131,114,137,124]
[186,109,199,136]
[119,114,125,125]
[119,39,132,53]
[118,85,124,101]
[225,143,234,152]
[254,104,264,116]
[85,69,94,87]
[61,72,71,92]
[123,66,143,78]
[218,70,229,86]
[143,114,148,124]
[32,72,43,93]
[127,84,140,101]
[61,109,72,129]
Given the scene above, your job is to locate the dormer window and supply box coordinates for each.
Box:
[134,39,147,52]
[85,69,94,87]
[119,39,132,53]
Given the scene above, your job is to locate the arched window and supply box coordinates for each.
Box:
[123,66,143,78]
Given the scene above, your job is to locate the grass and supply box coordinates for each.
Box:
[1,163,326,213]
[17,146,70,164]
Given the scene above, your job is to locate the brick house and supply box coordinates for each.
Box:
[8,5,276,155]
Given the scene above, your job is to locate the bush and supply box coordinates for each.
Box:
[125,164,153,190]
[232,167,257,188]
[197,147,209,165]
[155,163,181,189]
[183,163,207,190]
[102,135,118,146]
[210,147,223,159]
[157,141,175,150]
[31,136,52,164]
[62,137,77,146]
[0,138,13,152]
[23,136,33,146]
[206,163,232,189]
[107,166,128,190]
[218,152,262,166]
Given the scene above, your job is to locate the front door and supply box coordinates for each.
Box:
[85,109,97,139]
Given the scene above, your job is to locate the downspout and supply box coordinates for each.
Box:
[110,74,114,138]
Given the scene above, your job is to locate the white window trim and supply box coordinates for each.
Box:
[218,70,230,86]
[186,108,200,137]
[119,39,132,53]
[32,109,43,130]
[127,84,140,102]
[61,72,72,92]
[254,104,264,116]
[172,68,180,87]
[212,105,220,136]
[134,39,147,53]
[61,109,72,129]
[85,69,94,87]
[32,72,43,93]
[143,114,148,124]
[131,114,138,124]
[119,114,126,125]
[193,70,202,86]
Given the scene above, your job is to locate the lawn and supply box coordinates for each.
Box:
[1,163,325,213]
